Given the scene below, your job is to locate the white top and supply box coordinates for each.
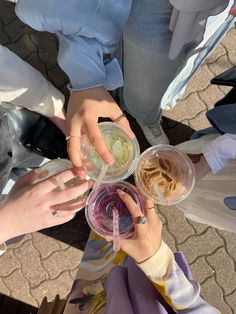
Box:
[202,133,236,173]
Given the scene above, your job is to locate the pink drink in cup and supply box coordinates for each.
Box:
[85,182,144,239]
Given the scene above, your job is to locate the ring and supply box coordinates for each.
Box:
[134,216,147,225]
[145,207,155,211]
[114,113,126,123]
[65,135,80,141]
[52,205,60,218]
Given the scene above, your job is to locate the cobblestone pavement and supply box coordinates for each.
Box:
[0,1,236,313]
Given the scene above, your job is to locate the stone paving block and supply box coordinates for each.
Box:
[201,277,232,314]
[163,93,206,121]
[218,84,231,96]
[178,228,224,263]
[0,20,11,45]
[159,206,195,244]
[207,55,233,76]
[182,64,213,100]
[188,110,211,131]
[0,277,10,296]
[221,28,236,65]
[7,34,37,59]
[30,32,58,70]
[205,43,227,64]
[189,256,214,284]
[4,17,32,42]
[207,247,236,295]
[48,66,69,89]
[226,290,236,312]
[186,219,209,235]
[217,229,236,263]
[3,269,38,307]
[42,246,83,280]
[26,51,47,77]
[31,271,72,304]
[0,249,21,277]
[0,2,16,24]
[198,84,225,110]
[32,232,60,260]
[162,223,177,252]
[13,241,48,288]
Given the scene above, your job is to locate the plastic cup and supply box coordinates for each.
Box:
[85,181,144,238]
[81,122,140,183]
[135,145,195,205]
[34,159,87,205]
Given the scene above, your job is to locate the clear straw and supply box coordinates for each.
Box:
[93,163,109,190]
[112,207,120,252]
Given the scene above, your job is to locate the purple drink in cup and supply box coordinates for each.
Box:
[85,182,144,239]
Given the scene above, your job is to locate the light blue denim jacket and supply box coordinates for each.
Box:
[16,0,132,91]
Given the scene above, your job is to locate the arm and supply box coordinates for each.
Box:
[0,44,64,118]
[0,169,93,254]
[202,133,236,173]
[16,0,132,173]
[118,191,219,313]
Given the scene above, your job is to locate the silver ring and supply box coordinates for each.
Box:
[52,205,60,218]
[134,216,147,225]
[114,113,126,123]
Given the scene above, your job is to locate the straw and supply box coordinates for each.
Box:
[93,163,109,190]
[55,175,66,191]
[112,207,120,252]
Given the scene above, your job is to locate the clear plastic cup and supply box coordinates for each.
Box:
[135,145,195,205]
[85,181,144,238]
[34,159,87,205]
[81,122,140,183]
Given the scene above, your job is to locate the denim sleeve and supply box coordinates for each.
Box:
[16,0,132,90]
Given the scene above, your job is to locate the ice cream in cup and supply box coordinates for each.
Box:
[81,122,140,183]
[135,145,195,205]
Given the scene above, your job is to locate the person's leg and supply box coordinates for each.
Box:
[122,0,186,144]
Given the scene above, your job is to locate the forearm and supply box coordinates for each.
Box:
[0,204,16,245]
[137,241,219,313]
[0,45,64,117]
[202,133,236,173]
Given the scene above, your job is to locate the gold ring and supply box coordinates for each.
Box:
[65,135,80,141]
[114,113,126,123]
[145,207,155,211]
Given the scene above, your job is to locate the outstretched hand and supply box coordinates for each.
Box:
[66,86,131,177]
[117,190,162,263]
[0,169,93,244]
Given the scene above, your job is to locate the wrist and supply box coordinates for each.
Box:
[0,204,19,244]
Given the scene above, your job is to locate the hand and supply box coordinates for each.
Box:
[188,154,211,180]
[66,86,131,177]
[0,169,93,244]
[117,190,162,264]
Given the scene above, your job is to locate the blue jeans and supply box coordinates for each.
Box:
[121,0,236,126]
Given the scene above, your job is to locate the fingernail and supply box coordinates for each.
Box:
[106,157,114,166]
[117,189,125,196]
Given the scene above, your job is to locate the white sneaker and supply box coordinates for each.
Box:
[138,121,169,146]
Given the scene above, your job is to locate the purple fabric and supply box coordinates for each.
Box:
[104,252,192,314]
[104,266,134,314]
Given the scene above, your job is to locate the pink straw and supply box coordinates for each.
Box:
[112,208,120,252]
